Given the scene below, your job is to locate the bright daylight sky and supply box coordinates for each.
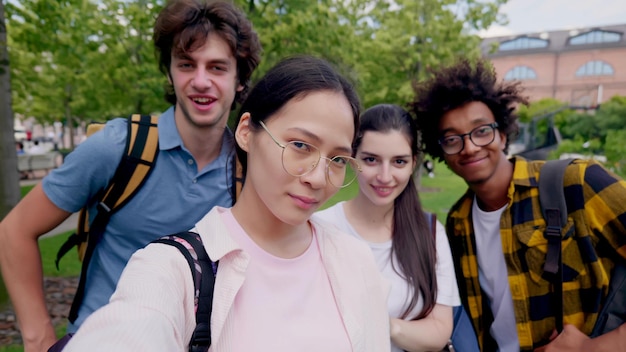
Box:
[479,0,626,37]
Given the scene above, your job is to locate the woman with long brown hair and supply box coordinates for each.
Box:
[317,104,460,352]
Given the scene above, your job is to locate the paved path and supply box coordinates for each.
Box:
[42,212,79,238]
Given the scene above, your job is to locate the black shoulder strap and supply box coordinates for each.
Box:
[68,114,159,323]
[153,232,217,352]
[538,158,575,333]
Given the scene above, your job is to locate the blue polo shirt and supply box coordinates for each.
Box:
[43,106,235,331]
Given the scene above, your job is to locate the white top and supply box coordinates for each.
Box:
[64,207,391,352]
[472,197,520,352]
[315,202,460,352]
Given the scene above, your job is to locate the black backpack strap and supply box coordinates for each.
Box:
[538,158,575,333]
[68,114,159,323]
[153,232,217,352]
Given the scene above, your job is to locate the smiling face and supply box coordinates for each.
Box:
[236,90,355,226]
[355,130,415,210]
[169,32,242,130]
[439,101,508,185]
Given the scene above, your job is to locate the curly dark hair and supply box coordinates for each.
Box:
[410,58,528,161]
[153,0,262,107]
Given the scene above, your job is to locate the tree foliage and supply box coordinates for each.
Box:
[7,0,507,144]
[6,0,167,126]
[525,96,626,177]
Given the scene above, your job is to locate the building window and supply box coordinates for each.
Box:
[499,37,548,51]
[575,60,614,76]
[504,66,537,81]
[569,30,621,45]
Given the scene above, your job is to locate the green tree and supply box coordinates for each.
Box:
[7,0,103,148]
[517,98,566,123]
[7,0,510,145]
[594,96,626,142]
[241,0,507,108]
[354,0,505,107]
[7,0,167,148]
[605,129,626,178]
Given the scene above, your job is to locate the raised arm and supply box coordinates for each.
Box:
[63,242,197,351]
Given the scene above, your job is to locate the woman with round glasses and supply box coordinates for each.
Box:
[63,56,390,351]
[316,104,460,352]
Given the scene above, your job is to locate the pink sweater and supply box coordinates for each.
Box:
[64,207,390,351]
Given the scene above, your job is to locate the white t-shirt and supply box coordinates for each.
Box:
[472,197,520,352]
[316,202,460,352]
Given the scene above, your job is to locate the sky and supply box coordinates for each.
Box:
[480,0,626,37]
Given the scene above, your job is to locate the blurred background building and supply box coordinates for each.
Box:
[481,23,626,107]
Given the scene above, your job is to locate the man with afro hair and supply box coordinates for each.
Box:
[411,58,626,351]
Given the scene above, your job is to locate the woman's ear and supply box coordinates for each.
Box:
[235,112,252,152]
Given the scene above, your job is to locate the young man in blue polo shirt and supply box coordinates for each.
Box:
[0,1,261,351]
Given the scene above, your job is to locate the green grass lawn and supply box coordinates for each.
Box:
[40,232,82,277]
[418,161,467,220]
[19,185,34,198]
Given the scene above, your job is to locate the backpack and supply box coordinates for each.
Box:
[154,232,217,352]
[54,114,160,323]
[539,158,626,336]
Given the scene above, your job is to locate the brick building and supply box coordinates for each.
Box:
[481,23,626,106]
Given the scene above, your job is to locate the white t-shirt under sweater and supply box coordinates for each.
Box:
[315,202,461,352]
[472,197,519,352]
[223,209,352,352]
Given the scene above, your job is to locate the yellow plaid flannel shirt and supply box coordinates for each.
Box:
[446,156,626,351]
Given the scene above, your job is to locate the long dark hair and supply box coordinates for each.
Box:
[355,104,437,320]
[235,55,361,179]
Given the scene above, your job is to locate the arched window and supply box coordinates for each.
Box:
[499,37,548,51]
[570,30,621,45]
[575,61,614,76]
[504,66,537,81]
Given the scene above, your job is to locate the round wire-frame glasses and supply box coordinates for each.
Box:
[438,122,499,155]
[259,120,361,188]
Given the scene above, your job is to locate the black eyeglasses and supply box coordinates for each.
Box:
[438,122,499,155]
[259,121,361,188]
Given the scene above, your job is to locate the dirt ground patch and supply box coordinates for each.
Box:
[0,277,77,346]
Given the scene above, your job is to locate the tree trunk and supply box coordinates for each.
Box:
[0,0,19,308]
[0,0,19,217]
